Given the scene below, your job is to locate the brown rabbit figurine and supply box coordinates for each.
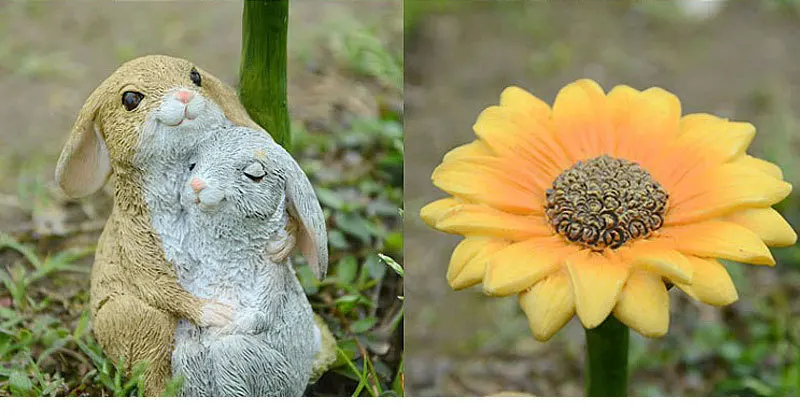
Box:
[55,55,270,395]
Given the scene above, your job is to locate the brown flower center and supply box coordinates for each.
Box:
[545,155,668,250]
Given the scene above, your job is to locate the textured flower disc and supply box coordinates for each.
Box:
[545,155,668,250]
[421,79,796,341]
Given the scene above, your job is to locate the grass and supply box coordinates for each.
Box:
[0,1,402,397]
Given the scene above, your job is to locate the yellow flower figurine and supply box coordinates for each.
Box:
[421,79,796,341]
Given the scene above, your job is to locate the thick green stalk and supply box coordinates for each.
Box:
[239,0,291,151]
[584,315,629,396]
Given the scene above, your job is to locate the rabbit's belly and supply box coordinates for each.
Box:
[181,268,266,310]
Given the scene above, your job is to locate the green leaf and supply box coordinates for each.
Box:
[350,317,377,334]
[17,329,33,347]
[377,253,403,277]
[361,254,386,284]
[296,264,320,295]
[328,230,350,250]
[335,256,359,286]
[73,310,91,339]
[315,187,345,210]
[333,339,360,368]
[8,371,34,396]
[384,231,403,255]
[334,212,375,244]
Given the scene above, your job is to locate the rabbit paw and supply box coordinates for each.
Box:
[267,217,298,262]
[199,300,234,327]
[231,309,267,334]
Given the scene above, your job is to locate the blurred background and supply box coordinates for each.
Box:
[405,0,800,397]
[0,0,403,396]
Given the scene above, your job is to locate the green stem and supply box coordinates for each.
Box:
[584,315,629,396]
[239,0,292,151]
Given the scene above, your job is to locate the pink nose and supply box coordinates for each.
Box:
[175,90,194,104]
[190,177,206,193]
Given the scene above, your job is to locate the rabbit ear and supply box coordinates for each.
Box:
[283,154,329,280]
[55,85,111,198]
[197,67,262,131]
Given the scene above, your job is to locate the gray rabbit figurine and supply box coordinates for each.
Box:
[170,126,328,396]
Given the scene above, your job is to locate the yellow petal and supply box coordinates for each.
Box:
[435,204,551,241]
[726,208,797,247]
[519,273,575,341]
[606,84,641,134]
[447,238,510,290]
[672,114,755,165]
[658,221,775,266]
[432,159,542,214]
[666,162,792,225]
[626,243,693,285]
[420,198,460,228]
[613,270,669,338]
[552,79,614,161]
[442,140,492,162]
[675,257,738,306]
[484,236,575,296]
[565,250,629,329]
[499,86,551,124]
[734,154,783,180]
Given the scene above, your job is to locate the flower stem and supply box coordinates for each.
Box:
[239,0,292,151]
[584,315,629,396]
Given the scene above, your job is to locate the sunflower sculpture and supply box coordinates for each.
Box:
[421,79,795,342]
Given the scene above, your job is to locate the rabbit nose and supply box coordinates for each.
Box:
[190,177,207,193]
[174,90,194,104]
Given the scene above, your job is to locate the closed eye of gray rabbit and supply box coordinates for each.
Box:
[170,126,328,397]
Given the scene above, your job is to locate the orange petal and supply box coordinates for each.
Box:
[473,106,568,180]
[420,198,460,228]
[435,204,551,241]
[565,250,629,328]
[552,79,614,161]
[658,221,775,266]
[675,257,738,306]
[613,270,669,337]
[432,159,542,214]
[666,162,792,225]
[519,272,575,341]
[612,87,682,167]
[484,236,576,296]
[451,156,552,202]
[447,238,510,290]
[726,207,797,247]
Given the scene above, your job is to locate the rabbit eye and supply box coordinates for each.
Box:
[243,162,266,182]
[190,68,201,87]
[122,91,144,111]
[189,163,196,172]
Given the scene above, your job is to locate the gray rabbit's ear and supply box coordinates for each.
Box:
[55,85,111,198]
[284,156,328,280]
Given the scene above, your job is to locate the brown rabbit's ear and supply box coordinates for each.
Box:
[197,67,262,131]
[55,87,111,198]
